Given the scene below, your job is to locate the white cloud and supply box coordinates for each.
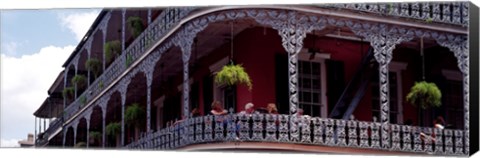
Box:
[59,11,100,41]
[2,42,18,55]
[0,45,74,141]
[1,138,20,147]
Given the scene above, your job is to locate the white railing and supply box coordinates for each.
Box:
[125,114,467,156]
[325,2,469,26]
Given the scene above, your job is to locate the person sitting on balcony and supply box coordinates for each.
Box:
[420,116,445,142]
[191,108,201,117]
[210,101,228,116]
[267,103,279,114]
[239,102,258,116]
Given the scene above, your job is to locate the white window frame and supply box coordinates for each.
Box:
[154,95,165,130]
[297,51,330,118]
[388,61,407,124]
[209,57,230,107]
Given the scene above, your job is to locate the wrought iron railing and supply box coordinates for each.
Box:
[324,2,469,27]
[62,8,195,122]
[125,114,467,156]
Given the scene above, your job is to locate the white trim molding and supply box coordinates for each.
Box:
[298,51,329,118]
[389,61,408,124]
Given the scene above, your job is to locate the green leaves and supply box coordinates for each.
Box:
[125,54,133,67]
[106,122,121,138]
[85,58,102,79]
[127,16,145,38]
[89,131,102,141]
[125,103,145,128]
[72,74,87,89]
[214,63,252,90]
[62,87,75,100]
[406,81,442,110]
[104,40,122,64]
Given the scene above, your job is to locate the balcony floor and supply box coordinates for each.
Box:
[178,141,428,156]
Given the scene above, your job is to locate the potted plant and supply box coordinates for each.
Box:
[214,63,252,90]
[406,81,442,126]
[71,74,87,90]
[104,40,122,64]
[62,87,75,101]
[125,103,145,142]
[85,58,102,79]
[127,16,145,38]
[106,122,121,147]
[89,131,102,146]
[125,54,133,67]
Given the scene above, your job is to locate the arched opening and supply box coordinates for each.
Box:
[88,105,104,147]
[105,91,122,147]
[124,72,147,145]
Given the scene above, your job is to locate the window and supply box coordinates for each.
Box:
[371,62,406,124]
[209,57,237,113]
[444,81,463,129]
[297,52,328,118]
[371,71,400,123]
[298,60,323,117]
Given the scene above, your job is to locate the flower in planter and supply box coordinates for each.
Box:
[406,81,442,109]
[214,63,252,90]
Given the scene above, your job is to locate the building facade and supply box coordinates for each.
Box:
[33,2,471,156]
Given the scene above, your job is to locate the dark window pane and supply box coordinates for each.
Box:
[303,78,311,88]
[303,62,311,74]
[303,92,311,102]
[312,63,320,74]
[312,79,320,89]
[312,92,320,103]
[312,105,320,117]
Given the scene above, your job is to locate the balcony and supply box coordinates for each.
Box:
[323,2,469,27]
[125,114,467,156]
[62,8,195,124]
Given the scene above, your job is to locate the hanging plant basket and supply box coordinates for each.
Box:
[106,122,121,138]
[127,16,145,38]
[85,58,102,79]
[71,74,87,89]
[104,40,122,64]
[214,63,252,90]
[125,103,145,128]
[62,87,75,100]
[406,81,442,110]
[89,131,102,144]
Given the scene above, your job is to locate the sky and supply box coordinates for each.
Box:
[0,9,100,147]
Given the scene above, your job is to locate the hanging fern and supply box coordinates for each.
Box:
[71,74,87,89]
[406,81,442,110]
[89,131,102,142]
[62,87,75,100]
[106,122,121,138]
[215,63,252,90]
[125,103,145,128]
[85,58,102,79]
[104,40,122,64]
[127,16,145,38]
